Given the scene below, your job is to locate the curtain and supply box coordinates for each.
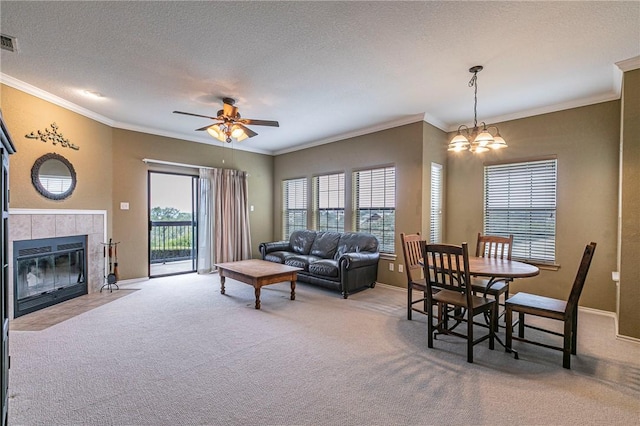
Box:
[197,168,252,273]
[197,168,215,274]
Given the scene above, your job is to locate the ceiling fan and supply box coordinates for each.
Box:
[173,97,279,143]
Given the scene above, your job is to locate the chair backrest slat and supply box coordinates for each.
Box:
[476,233,513,260]
[400,232,425,284]
[566,242,597,314]
[422,243,471,301]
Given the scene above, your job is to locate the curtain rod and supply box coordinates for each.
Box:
[142,158,213,170]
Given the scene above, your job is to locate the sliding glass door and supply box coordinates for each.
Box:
[148,172,198,277]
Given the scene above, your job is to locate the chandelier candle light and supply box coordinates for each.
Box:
[448,65,507,153]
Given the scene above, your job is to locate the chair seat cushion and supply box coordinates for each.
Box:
[506,292,567,318]
[433,289,494,311]
[409,278,427,291]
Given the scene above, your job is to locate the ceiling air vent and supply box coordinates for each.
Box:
[1,34,17,52]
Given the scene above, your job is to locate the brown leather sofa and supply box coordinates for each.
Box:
[259,230,379,298]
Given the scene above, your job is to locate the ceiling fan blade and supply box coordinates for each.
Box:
[173,111,218,120]
[236,123,258,138]
[240,119,280,127]
[195,125,214,131]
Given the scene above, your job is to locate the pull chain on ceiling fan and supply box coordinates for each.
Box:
[174,97,279,143]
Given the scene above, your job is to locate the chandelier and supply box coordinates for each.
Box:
[448,65,507,153]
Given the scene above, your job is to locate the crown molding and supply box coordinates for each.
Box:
[273,113,426,155]
[0,73,115,127]
[616,56,640,72]
[444,91,622,132]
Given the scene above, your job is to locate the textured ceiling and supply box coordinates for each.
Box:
[1,1,639,155]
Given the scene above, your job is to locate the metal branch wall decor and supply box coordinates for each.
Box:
[25,122,79,150]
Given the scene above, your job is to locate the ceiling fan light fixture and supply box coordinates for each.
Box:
[230,124,246,140]
[207,124,226,142]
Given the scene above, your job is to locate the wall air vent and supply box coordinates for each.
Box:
[1,34,17,52]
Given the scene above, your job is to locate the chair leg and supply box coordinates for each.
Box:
[407,284,413,320]
[571,309,578,355]
[518,312,525,338]
[563,318,572,369]
[505,305,513,352]
[467,309,474,363]
[427,298,434,349]
[489,304,496,350]
[503,287,510,324]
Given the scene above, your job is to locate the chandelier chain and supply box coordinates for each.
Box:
[469,72,479,129]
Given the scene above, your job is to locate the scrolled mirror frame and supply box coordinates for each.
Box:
[31,152,77,200]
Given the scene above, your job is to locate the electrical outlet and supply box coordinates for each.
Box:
[388,263,394,272]
[398,264,404,273]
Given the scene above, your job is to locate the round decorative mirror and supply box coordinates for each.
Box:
[31,153,77,200]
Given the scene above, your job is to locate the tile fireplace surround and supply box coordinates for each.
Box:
[8,209,107,320]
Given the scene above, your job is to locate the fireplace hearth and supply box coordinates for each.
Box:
[13,235,87,318]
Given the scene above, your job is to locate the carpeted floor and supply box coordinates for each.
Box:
[7,273,640,425]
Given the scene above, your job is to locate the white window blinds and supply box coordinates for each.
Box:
[314,173,345,232]
[430,163,443,243]
[282,178,307,239]
[484,159,557,263]
[354,166,396,253]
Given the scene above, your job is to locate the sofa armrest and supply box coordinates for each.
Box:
[338,252,380,270]
[259,241,291,258]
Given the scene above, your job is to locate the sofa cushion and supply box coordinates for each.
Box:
[308,259,339,278]
[309,231,341,259]
[336,232,378,258]
[290,230,317,255]
[264,251,294,264]
[285,254,323,271]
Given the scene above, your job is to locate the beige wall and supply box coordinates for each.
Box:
[112,129,273,280]
[619,68,640,338]
[446,101,621,313]
[1,84,113,221]
[273,121,439,288]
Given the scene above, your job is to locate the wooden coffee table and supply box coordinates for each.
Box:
[215,259,302,309]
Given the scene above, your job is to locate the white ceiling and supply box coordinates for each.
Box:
[1,1,639,155]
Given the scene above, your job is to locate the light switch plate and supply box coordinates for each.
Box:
[120,202,129,210]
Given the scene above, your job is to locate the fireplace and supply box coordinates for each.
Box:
[13,235,87,318]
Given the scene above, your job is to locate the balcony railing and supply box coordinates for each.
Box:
[150,220,194,264]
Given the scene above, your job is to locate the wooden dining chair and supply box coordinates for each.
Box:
[422,242,497,363]
[471,233,514,319]
[400,232,428,320]
[505,242,596,369]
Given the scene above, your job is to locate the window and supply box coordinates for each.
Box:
[430,163,443,243]
[282,178,307,239]
[484,159,557,264]
[354,166,396,253]
[314,173,345,232]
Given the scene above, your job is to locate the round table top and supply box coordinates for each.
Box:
[467,256,540,279]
